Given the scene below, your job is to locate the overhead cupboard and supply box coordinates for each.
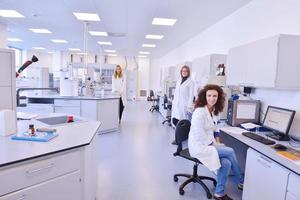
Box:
[226,34,300,89]
[191,54,226,88]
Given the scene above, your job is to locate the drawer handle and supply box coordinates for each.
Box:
[26,163,54,174]
[15,195,26,200]
[257,159,271,168]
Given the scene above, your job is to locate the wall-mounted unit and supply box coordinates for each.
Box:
[227,34,300,89]
[192,54,227,90]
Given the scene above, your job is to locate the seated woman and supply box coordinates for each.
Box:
[188,84,243,200]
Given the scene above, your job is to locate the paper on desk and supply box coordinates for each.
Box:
[240,122,260,130]
[220,127,246,135]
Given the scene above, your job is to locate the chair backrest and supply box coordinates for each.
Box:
[175,119,191,144]
[174,119,191,155]
[149,90,154,97]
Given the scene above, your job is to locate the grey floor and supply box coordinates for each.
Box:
[96,101,243,200]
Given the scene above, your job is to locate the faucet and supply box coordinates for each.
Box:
[16,87,59,107]
[79,85,86,96]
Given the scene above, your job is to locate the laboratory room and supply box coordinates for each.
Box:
[1,0,300,200]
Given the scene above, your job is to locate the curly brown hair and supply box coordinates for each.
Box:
[194,84,225,115]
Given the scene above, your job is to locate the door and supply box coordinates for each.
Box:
[243,149,289,200]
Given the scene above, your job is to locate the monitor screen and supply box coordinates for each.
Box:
[262,106,295,135]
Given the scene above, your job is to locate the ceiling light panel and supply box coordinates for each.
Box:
[145,34,164,40]
[98,41,112,45]
[139,51,150,55]
[8,38,23,42]
[107,54,117,57]
[77,52,88,55]
[69,48,81,51]
[152,18,177,26]
[104,50,116,53]
[0,10,24,18]
[138,55,147,58]
[29,28,52,33]
[32,47,45,50]
[51,39,68,43]
[89,31,108,36]
[142,44,156,48]
[73,12,100,21]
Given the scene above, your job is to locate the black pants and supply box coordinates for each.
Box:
[119,97,125,121]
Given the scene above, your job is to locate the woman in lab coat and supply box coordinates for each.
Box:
[112,65,127,122]
[188,84,243,200]
[171,65,194,126]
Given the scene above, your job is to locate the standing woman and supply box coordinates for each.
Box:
[188,84,243,200]
[112,65,127,122]
[171,65,194,126]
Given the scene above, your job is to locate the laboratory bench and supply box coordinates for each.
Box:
[17,94,120,134]
[0,118,101,200]
[220,127,300,200]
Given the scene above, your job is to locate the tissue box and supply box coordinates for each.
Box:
[0,109,17,136]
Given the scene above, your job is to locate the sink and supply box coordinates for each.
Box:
[36,115,82,126]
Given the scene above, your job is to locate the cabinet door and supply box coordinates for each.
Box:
[81,100,97,120]
[54,106,80,116]
[0,171,81,200]
[97,99,119,133]
[227,36,278,87]
[286,192,300,200]
[243,149,289,200]
[17,104,54,115]
[192,56,211,87]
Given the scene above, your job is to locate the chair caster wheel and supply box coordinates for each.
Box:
[207,193,212,199]
[179,189,185,195]
[173,176,178,182]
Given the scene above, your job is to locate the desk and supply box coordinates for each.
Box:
[220,128,300,200]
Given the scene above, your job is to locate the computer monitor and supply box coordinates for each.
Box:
[262,106,295,141]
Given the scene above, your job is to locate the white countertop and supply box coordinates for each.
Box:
[0,118,101,167]
[220,127,300,175]
[26,94,120,100]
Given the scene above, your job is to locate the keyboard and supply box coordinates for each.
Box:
[242,132,276,145]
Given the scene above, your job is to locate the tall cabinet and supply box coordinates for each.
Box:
[227,34,300,89]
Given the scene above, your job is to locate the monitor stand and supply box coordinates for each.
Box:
[266,132,290,141]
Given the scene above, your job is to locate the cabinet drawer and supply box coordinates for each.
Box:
[0,171,81,200]
[54,99,80,107]
[0,150,80,196]
[287,173,300,198]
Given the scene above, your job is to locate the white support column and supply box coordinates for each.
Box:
[0,23,8,48]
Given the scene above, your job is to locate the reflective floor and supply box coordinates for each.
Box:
[96,101,243,200]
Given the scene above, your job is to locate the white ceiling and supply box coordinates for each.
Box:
[0,0,252,58]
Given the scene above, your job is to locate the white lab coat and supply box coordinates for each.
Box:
[171,78,194,120]
[112,75,127,106]
[188,106,221,171]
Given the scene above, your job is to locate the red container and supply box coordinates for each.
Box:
[67,115,74,123]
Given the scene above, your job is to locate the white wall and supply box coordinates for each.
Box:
[0,23,7,48]
[151,0,300,137]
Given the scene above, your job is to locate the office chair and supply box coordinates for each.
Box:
[173,119,216,199]
[148,90,159,112]
[162,95,172,126]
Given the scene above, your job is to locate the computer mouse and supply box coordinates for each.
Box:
[273,144,287,150]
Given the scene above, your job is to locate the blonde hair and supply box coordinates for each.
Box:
[114,65,123,78]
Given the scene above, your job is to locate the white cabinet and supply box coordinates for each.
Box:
[227,34,300,89]
[54,99,81,116]
[286,173,300,200]
[81,100,97,120]
[243,149,290,200]
[192,54,226,88]
[0,171,81,200]
[97,99,119,133]
[17,103,54,115]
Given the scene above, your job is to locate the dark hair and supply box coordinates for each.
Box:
[194,84,225,115]
[180,65,190,78]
